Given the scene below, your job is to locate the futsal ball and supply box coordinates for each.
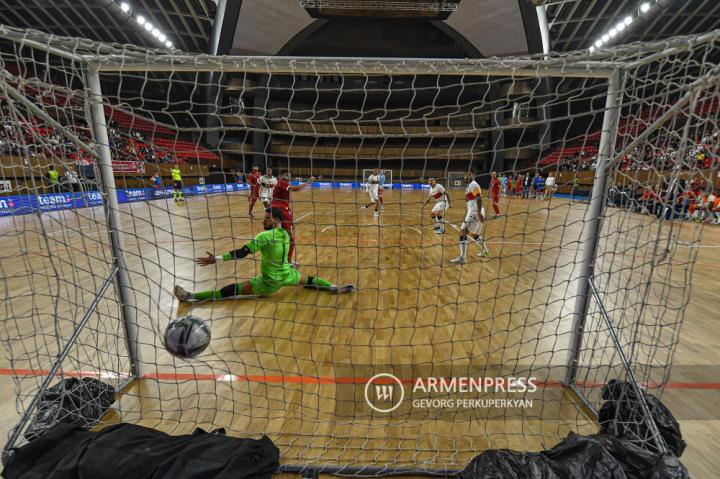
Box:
[164,315,211,359]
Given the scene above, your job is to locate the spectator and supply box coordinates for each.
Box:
[65,168,80,192]
[711,193,720,224]
[151,171,163,189]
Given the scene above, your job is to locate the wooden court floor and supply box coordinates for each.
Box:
[0,187,718,475]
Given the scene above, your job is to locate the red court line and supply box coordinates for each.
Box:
[1,368,719,390]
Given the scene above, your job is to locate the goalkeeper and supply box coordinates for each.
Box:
[174,207,357,301]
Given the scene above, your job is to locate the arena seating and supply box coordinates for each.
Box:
[106,108,221,163]
[540,98,719,169]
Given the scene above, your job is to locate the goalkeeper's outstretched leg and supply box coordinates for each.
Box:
[174,275,357,302]
[173,207,358,302]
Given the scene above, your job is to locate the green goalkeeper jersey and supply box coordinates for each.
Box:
[224,227,291,280]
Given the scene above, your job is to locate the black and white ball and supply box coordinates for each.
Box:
[164,315,211,359]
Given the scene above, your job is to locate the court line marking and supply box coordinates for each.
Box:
[294,212,313,223]
[321,225,335,233]
[0,369,717,390]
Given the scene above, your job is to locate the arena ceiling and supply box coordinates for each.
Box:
[546,0,720,52]
[231,0,531,57]
[0,0,216,53]
[0,0,719,56]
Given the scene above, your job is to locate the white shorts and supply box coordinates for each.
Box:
[368,187,379,202]
[260,193,272,203]
[462,207,485,235]
[431,201,448,214]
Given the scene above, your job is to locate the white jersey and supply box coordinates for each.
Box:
[545,176,556,188]
[367,174,380,193]
[259,175,277,198]
[465,180,482,214]
[429,183,447,203]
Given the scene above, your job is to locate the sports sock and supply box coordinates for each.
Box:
[459,236,467,259]
[306,276,333,289]
[493,204,500,215]
[192,289,224,301]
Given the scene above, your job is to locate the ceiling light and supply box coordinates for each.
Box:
[165,40,173,48]
[136,15,145,25]
[624,16,633,26]
[602,34,610,42]
[158,33,166,42]
[589,46,596,53]
[120,2,130,13]
[595,39,603,47]
[144,22,153,32]
[617,22,626,32]
[640,2,650,13]
[152,28,160,37]
[609,28,618,37]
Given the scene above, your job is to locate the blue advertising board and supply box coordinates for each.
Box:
[0,181,428,217]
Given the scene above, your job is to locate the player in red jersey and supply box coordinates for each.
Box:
[271,171,314,263]
[490,171,501,218]
[247,165,261,218]
[515,174,524,196]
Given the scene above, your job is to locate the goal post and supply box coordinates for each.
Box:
[361,169,393,188]
[0,23,718,474]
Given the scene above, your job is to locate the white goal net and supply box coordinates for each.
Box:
[0,24,718,475]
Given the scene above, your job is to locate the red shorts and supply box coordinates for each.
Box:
[271,203,293,230]
[492,194,500,203]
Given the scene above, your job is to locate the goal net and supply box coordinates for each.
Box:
[361,168,393,188]
[1,24,718,474]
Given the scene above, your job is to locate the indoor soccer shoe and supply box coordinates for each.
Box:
[450,256,466,265]
[335,284,358,294]
[477,251,491,258]
[173,285,192,302]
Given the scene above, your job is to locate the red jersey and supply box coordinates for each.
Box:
[271,179,291,206]
[248,170,261,187]
[491,177,501,195]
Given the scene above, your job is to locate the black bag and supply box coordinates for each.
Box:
[24,378,116,441]
[598,379,686,456]
[458,433,689,479]
[3,423,280,479]
[456,449,559,479]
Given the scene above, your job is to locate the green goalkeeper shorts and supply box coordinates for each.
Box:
[249,269,301,295]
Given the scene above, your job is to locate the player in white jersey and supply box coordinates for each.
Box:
[450,168,490,264]
[363,168,381,217]
[258,168,277,207]
[422,178,451,234]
